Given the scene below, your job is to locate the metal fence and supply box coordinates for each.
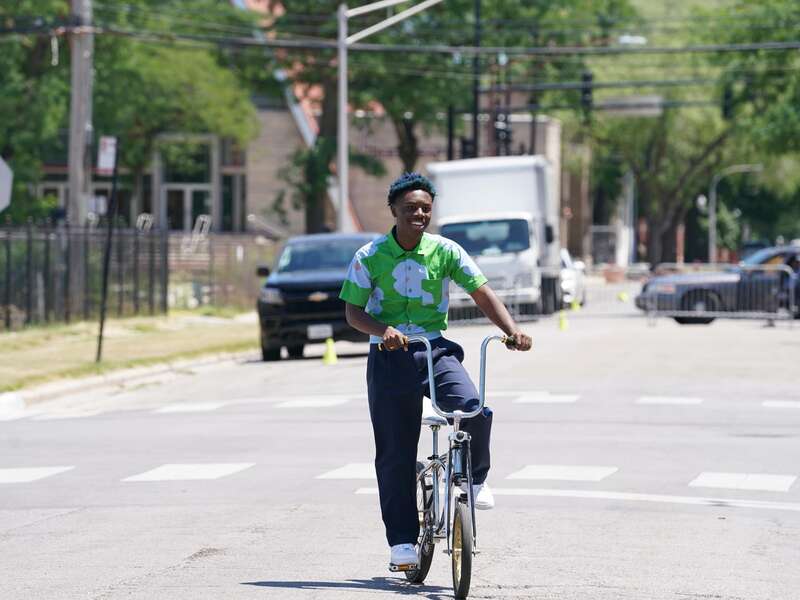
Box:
[1,225,279,330]
[0,224,170,330]
[167,232,277,311]
[640,262,798,324]
[441,259,799,327]
[447,267,565,325]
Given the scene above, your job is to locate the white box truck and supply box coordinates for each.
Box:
[426,155,561,315]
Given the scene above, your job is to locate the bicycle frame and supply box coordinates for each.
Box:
[408,334,507,556]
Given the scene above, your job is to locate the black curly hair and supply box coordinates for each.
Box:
[387,172,436,206]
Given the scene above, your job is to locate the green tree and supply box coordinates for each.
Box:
[0,3,70,221]
[1,0,267,222]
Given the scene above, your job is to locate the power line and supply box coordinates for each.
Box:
[9,19,800,61]
[480,78,717,93]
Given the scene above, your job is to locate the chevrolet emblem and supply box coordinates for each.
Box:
[308,291,329,302]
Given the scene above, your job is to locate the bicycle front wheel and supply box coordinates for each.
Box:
[451,499,473,599]
[406,461,435,583]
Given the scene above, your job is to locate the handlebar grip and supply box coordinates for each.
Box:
[503,336,518,349]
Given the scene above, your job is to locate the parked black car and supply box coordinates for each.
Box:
[635,246,800,324]
[256,232,380,360]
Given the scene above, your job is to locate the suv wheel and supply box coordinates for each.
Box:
[286,345,304,359]
[261,346,281,361]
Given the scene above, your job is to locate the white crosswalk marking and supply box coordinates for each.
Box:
[513,393,579,404]
[154,402,227,414]
[275,397,352,409]
[316,463,375,479]
[122,463,255,482]
[33,411,102,421]
[689,472,797,492]
[0,466,75,483]
[637,396,704,405]
[762,400,800,409]
[507,465,618,482]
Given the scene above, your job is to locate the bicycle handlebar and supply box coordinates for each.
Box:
[401,334,508,422]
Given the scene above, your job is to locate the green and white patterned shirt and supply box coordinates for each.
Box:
[339,229,487,339]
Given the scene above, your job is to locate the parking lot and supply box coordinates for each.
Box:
[2,314,799,599]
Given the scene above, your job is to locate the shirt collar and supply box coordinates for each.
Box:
[386,227,435,258]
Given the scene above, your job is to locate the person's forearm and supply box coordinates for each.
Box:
[470,285,518,336]
[345,303,390,337]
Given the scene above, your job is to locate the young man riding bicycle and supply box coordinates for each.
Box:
[340,172,532,569]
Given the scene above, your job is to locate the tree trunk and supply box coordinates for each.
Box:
[393,116,419,173]
[646,218,662,266]
[304,80,338,233]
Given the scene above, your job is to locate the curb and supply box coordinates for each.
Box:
[2,350,259,412]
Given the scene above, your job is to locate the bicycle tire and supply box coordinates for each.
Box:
[405,461,435,584]
[451,499,473,599]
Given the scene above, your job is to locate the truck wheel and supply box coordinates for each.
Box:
[261,346,281,361]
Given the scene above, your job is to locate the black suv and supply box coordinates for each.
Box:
[256,232,380,360]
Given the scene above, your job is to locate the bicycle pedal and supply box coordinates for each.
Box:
[388,563,417,572]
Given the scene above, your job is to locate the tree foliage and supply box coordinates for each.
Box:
[1,1,266,222]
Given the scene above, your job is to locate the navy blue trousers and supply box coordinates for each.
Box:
[366,336,493,546]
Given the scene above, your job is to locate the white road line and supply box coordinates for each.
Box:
[513,394,579,404]
[637,396,704,405]
[493,390,550,397]
[122,463,255,482]
[274,397,352,409]
[316,463,375,479]
[154,402,227,414]
[689,472,797,492]
[32,411,103,421]
[763,400,800,409]
[352,487,800,513]
[0,466,75,483]
[507,465,618,482]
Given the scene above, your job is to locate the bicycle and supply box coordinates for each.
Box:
[385,334,513,599]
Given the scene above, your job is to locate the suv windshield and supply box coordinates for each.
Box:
[277,239,367,273]
[440,219,530,256]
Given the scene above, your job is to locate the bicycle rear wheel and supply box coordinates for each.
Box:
[451,499,473,598]
[405,461,435,583]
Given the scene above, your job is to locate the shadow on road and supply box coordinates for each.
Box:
[241,576,451,597]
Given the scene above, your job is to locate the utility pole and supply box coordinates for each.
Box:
[471,0,481,158]
[337,0,446,232]
[68,0,93,227]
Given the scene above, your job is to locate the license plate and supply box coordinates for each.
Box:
[307,324,333,340]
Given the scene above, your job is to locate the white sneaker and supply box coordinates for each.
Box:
[460,482,495,510]
[390,543,418,567]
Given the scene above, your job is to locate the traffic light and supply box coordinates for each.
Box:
[581,71,593,114]
[722,84,734,120]
[494,112,512,155]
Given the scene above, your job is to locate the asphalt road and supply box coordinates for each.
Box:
[2,314,799,599]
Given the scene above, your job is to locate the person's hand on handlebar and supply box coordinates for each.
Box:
[504,330,532,351]
[380,326,409,351]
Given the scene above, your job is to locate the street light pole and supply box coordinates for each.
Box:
[337,4,349,233]
[708,163,762,263]
[336,0,446,232]
[472,0,481,158]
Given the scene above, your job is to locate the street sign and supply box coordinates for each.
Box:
[97,136,117,176]
[0,157,12,213]
[601,95,663,118]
